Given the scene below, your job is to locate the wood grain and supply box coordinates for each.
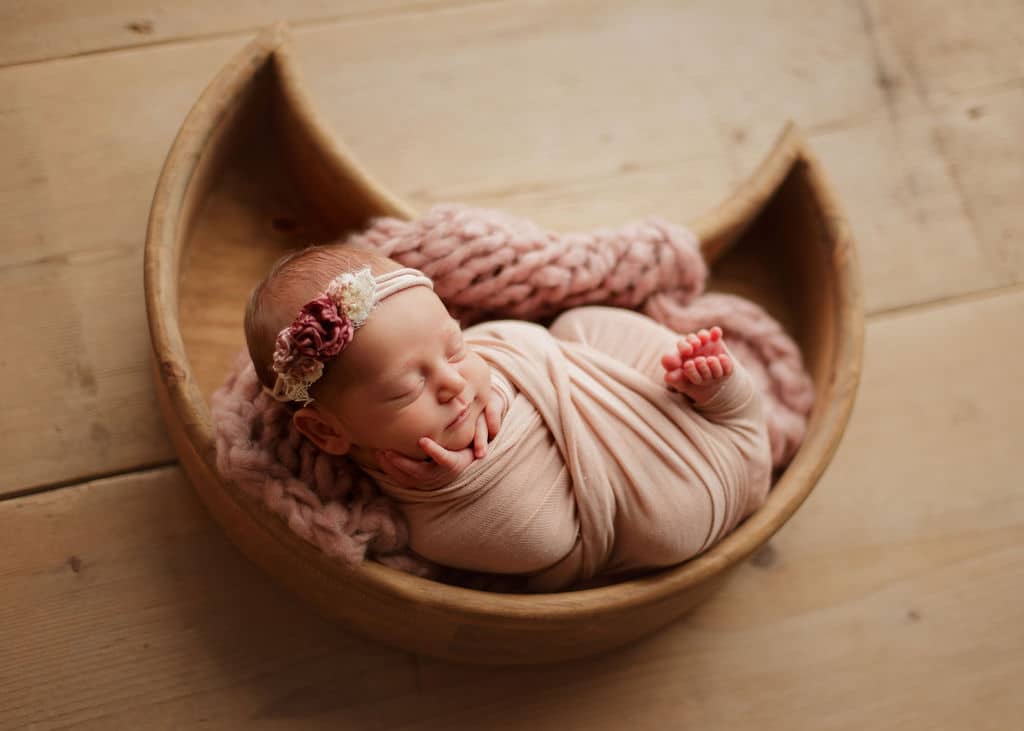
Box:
[3,290,1021,728]
[0,0,1022,724]
[0,467,419,730]
[279,0,1019,309]
[931,89,1024,287]
[146,22,863,663]
[1,1,1016,495]
[864,0,1024,107]
[0,0,496,67]
[0,39,240,495]
[807,108,1001,313]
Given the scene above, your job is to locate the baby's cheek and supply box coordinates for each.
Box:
[470,353,492,393]
[396,409,434,453]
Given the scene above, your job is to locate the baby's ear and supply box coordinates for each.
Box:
[292,406,352,455]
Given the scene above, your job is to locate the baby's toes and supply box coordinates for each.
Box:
[684,360,703,384]
[719,353,733,376]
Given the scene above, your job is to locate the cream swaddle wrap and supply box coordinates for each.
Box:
[364,306,772,592]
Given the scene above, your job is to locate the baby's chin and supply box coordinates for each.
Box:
[434,399,482,452]
[401,430,472,461]
[436,435,474,455]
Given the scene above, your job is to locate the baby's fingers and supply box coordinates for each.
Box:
[485,388,507,438]
[473,412,488,458]
[376,450,421,485]
[664,368,685,392]
[381,449,434,480]
[684,360,703,384]
[418,437,460,471]
[674,340,693,360]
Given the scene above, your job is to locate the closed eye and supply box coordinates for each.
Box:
[386,379,423,402]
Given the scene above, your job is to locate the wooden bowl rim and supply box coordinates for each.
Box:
[144,24,864,619]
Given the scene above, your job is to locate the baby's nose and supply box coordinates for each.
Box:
[437,364,467,401]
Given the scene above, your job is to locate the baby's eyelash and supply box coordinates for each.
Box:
[389,379,423,401]
[387,342,465,400]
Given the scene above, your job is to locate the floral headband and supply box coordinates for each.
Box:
[268,266,434,405]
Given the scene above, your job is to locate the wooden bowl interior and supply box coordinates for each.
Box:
[183,65,344,397]
[181,62,835,423]
[709,162,838,431]
[154,33,859,662]
[177,49,843,526]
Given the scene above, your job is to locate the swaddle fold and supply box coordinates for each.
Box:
[366,307,771,592]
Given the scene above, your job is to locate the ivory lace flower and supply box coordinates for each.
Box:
[326,268,376,325]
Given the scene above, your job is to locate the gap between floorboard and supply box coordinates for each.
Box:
[866,279,1024,323]
[1,460,179,503]
[0,0,510,70]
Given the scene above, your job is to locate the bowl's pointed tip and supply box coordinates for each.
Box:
[776,120,804,148]
[260,20,292,48]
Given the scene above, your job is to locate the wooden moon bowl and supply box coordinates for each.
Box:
[144,24,863,665]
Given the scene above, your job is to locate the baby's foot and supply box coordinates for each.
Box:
[661,326,733,405]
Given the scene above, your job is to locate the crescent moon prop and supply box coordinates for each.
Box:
[145,24,863,664]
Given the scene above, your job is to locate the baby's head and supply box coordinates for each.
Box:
[245,245,492,464]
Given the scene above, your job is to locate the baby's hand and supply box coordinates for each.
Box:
[376,437,478,490]
[376,386,508,489]
[480,384,508,456]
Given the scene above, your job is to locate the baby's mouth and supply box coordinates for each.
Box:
[446,399,474,430]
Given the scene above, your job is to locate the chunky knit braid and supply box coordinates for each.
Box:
[211,204,814,583]
[346,205,706,323]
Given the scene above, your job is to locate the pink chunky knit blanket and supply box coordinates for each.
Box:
[211,205,814,589]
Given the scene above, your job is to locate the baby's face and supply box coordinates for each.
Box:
[315,286,492,459]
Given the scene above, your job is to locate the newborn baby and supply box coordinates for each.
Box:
[245,244,771,592]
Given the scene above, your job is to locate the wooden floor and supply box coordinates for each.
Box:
[2,2,1021,728]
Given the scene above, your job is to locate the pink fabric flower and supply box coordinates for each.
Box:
[291,296,354,358]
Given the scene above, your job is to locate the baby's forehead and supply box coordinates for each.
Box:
[340,288,460,377]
